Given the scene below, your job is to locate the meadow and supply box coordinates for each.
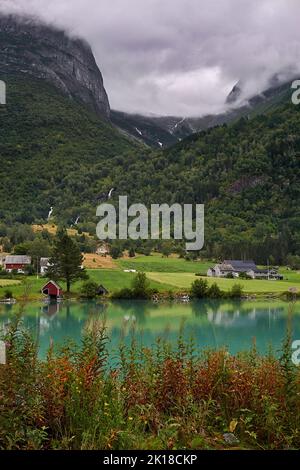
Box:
[1,254,300,300]
[0,267,175,301]
[147,273,300,294]
[117,255,212,274]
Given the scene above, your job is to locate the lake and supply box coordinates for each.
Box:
[0,299,300,360]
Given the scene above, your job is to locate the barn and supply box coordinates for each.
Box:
[4,255,31,273]
[41,280,63,300]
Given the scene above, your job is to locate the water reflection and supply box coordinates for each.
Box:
[0,300,298,359]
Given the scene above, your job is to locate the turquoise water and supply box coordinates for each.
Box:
[0,300,299,359]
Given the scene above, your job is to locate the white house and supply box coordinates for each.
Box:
[207,260,283,280]
[40,258,51,275]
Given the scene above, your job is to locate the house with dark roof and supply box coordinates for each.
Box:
[207,260,283,280]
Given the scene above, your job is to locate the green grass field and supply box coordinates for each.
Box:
[0,269,176,300]
[146,272,300,294]
[118,254,211,273]
[0,280,22,287]
[1,254,300,300]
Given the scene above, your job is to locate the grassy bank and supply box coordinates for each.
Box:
[0,269,175,301]
[147,273,299,294]
[1,254,300,301]
[1,315,300,450]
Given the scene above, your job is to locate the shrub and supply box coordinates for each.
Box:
[190,279,209,298]
[111,288,134,300]
[131,272,151,299]
[208,282,223,299]
[3,289,13,299]
[239,272,252,280]
[80,281,99,299]
[110,245,123,259]
[226,273,234,279]
[112,273,152,300]
[230,284,244,298]
[2,318,300,450]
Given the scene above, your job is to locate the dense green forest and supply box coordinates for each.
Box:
[116,103,300,264]
[0,75,140,224]
[0,74,300,264]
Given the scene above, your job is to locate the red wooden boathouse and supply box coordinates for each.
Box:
[41,281,63,300]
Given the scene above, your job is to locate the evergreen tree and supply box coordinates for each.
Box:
[190,279,209,298]
[48,230,87,292]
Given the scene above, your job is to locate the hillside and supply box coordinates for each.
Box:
[0,14,110,118]
[111,101,300,264]
[112,78,293,148]
[0,73,299,264]
[0,75,140,225]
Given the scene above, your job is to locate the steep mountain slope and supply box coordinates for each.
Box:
[0,14,110,118]
[0,75,139,225]
[112,78,294,148]
[111,101,300,263]
[111,110,178,148]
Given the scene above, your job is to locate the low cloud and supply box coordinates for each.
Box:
[1,0,300,116]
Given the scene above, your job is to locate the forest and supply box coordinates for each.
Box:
[0,74,300,264]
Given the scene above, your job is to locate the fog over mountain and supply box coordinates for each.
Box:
[1,0,300,116]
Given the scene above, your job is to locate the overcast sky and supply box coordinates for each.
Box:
[1,0,300,116]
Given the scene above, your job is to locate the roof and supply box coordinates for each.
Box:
[5,255,31,265]
[40,258,50,267]
[41,280,62,292]
[223,260,258,272]
[97,284,109,294]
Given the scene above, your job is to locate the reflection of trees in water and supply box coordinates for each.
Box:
[84,301,108,317]
[190,299,224,317]
[190,299,285,327]
[0,304,15,314]
[111,300,158,325]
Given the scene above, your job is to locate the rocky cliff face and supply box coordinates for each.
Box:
[0,14,110,119]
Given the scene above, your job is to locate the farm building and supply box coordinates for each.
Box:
[4,255,32,273]
[40,258,51,275]
[207,260,283,280]
[97,285,109,296]
[41,280,63,300]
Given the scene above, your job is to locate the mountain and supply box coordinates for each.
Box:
[0,14,110,119]
[111,100,300,264]
[0,74,139,225]
[112,76,294,148]
[111,110,179,148]
[0,13,299,264]
[0,14,140,224]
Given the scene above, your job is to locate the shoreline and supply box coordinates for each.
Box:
[1,292,298,304]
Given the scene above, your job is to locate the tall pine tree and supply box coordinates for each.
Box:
[48,230,87,293]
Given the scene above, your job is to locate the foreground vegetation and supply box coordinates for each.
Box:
[1,315,300,450]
